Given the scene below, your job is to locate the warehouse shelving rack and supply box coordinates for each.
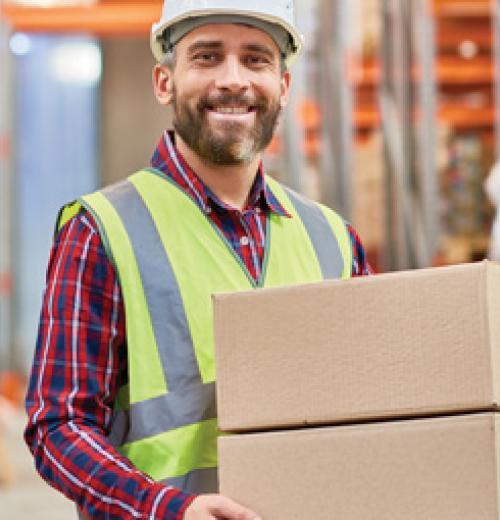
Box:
[379,0,439,269]
[1,0,499,277]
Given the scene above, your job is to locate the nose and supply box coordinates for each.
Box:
[214,55,250,93]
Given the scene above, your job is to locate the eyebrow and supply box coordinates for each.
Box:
[187,40,276,60]
[187,41,224,55]
[242,43,276,60]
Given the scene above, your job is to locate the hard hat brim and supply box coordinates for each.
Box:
[151,8,304,67]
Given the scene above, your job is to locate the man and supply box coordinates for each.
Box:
[25,1,371,518]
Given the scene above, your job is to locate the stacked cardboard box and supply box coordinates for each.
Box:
[213,261,500,519]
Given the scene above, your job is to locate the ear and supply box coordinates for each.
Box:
[279,70,291,109]
[153,64,174,106]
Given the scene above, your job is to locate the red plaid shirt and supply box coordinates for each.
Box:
[25,131,372,519]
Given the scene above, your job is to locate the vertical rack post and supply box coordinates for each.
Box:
[413,0,440,264]
[281,0,308,194]
[380,0,412,269]
[379,0,436,270]
[317,0,354,219]
[0,18,14,371]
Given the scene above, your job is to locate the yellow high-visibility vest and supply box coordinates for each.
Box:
[58,168,352,493]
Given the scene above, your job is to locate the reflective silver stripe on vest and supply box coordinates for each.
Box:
[161,467,219,494]
[283,187,344,279]
[102,180,202,392]
[108,382,216,446]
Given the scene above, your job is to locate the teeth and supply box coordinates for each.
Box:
[214,107,248,114]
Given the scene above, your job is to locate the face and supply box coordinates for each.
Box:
[154,23,291,165]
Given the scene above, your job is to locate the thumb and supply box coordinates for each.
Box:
[210,496,262,520]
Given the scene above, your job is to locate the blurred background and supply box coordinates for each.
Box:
[0,0,500,516]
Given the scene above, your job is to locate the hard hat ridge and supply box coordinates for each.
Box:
[159,15,295,58]
[151,0,304,67]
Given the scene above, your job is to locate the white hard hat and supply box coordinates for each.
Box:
[151,0,304,67]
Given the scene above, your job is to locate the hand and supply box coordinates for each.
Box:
[184,494,262,520]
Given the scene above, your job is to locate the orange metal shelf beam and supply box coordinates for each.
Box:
[437,30,492,51]
[352,58,494,87]
[432,0,492,18]
[0,3,161,36]
[438,105,495,127]
[354,110,381,130]
[437,57,494,84]
[353,106,495,131]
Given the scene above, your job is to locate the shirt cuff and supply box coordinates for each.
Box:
[149,484,196,520]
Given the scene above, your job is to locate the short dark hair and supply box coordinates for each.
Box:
[160,48,177,69]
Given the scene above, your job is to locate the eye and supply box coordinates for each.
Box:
[245,54,271,67]
[193,52,219,64]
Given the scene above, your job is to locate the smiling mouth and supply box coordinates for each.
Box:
[206,106,257,114]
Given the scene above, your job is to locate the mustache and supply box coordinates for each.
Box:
[196,93,269,112]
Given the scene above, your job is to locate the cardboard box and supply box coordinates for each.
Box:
[214,261,500,431]
[219,413,500,520]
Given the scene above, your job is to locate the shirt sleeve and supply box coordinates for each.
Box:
[346,223,373,277]
[24,209,195,519]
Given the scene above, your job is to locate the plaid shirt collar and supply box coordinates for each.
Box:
[151,130,291,218]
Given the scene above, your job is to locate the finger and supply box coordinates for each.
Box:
[209,496,261,520]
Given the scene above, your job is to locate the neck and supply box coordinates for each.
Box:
[175,134,261,211]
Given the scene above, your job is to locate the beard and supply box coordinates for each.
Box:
[172,87,282,166]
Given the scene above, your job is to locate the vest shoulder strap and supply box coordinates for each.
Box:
[265,176,352,280]
[55,200,82,237]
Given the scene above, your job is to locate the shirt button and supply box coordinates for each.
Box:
[255,207,261,214]
[205,206,212,215]
[240,236,250,246]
